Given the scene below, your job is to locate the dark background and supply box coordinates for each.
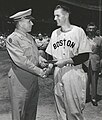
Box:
[0,0,58,36]
[0,0,101,36]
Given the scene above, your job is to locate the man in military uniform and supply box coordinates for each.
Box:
[6,9,48,120]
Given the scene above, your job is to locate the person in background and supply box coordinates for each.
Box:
[96,29,102,38]
[6,9,48,120]
[86,22,102,106]
[95,29,102,76]
[35,33,50,59]
[46,4,91,120]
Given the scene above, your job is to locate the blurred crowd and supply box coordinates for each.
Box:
[0,25,101,52]
[0,34,6,49]
[34,33,50,59]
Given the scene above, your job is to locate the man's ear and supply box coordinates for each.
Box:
[66,12,69,18]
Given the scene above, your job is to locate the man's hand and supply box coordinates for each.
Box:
[54,58,74,68]
[42,63,53,77]
[39,56,48,68]
[39,68,47,78]
[54,59,67,68]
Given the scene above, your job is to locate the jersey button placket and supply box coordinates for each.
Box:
[63,34,66,57]
[63,46,65,49]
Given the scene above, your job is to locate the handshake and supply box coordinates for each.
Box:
[39,57,57,78]
[41,63,54,78]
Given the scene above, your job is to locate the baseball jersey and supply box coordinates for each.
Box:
[46,25,91,60]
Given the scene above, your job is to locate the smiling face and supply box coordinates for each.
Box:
[54,8,69,27]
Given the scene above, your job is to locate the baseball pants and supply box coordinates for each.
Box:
[54,65,87,120]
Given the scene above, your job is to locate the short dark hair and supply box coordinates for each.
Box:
[54,4,71,14]
[87,22,96,28]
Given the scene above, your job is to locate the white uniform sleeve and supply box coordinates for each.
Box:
[78,28,92,54]
[46,31,55,56]
[6,35,43,76]
[46,41,52,56]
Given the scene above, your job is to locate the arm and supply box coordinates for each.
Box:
[54,53,89,68]
[6,37,46,77]
[39,55,48,68]
[72,53,89,65]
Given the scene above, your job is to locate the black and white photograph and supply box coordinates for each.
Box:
[0,0,102,120]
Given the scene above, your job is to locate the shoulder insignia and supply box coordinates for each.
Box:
[9,38,12,43]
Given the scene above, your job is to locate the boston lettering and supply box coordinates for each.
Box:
[53,39,75,49]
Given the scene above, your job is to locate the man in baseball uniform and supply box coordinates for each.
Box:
[46,5,91,120]
[6,9,48,120]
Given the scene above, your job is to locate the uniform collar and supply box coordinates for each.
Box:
[15,28,27,37]
[60,25,73,33]
[14,29,32,43]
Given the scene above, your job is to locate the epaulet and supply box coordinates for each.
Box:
[13,32,24,40]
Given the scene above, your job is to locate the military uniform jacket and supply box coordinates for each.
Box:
[88,36,102,71]
[6,29,42,89]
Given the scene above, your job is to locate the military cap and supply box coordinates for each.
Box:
[9,9,34,21]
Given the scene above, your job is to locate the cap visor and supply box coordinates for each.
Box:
[25,15,35,20]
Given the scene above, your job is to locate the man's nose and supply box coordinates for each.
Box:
[90,29,93,31]
[54,16,57,21]
[30,21,34,25]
